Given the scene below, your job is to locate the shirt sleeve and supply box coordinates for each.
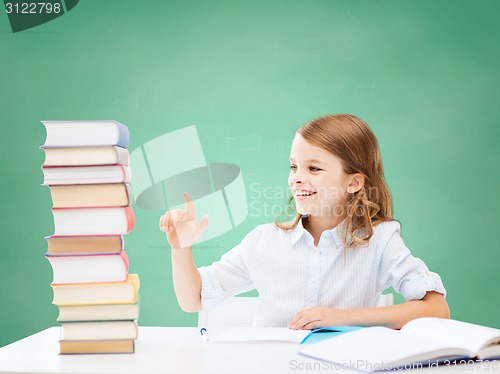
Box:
[376,227,446,301]
[197,229,256,310]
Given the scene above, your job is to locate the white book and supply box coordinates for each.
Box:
[42,165,131,185]
[60,321,138,341]
[57,303,139,322]
[46,250,128,284]
[299,318,500,371]
[42,120,129,148]
[52,206,134,236]
[42,146,129,167]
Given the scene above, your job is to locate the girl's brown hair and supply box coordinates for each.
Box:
[276,114,393,248]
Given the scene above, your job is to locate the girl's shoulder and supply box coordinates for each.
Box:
[370,219,402,247]
[373,219,401,233]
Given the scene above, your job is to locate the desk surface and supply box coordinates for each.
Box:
[0,327,498,374]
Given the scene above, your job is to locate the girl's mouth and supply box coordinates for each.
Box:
[295,191,317,200]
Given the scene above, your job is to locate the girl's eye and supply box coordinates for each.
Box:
[290,165,297,171]
[310,166,321,172]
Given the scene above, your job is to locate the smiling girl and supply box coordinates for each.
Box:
[159,114,449,330]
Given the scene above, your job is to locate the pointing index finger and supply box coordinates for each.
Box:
[183,192,195,214]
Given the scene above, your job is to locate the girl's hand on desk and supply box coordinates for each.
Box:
[159,192,208,249]
[288,306,349,330]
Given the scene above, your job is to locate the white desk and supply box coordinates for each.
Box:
[0,327,498,373]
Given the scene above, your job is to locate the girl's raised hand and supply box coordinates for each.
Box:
[159,192,208,249]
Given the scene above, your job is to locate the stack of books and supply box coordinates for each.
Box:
[41,120,140,354]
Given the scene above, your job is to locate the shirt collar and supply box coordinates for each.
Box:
[290,217,344,248]
[290,218,306,246]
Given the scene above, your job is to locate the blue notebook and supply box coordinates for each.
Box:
[301,326,364,344]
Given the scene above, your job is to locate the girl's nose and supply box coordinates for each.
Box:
[291,170,305,184]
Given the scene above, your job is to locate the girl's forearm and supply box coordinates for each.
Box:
[171,247,202,312]
[346,291,450,329]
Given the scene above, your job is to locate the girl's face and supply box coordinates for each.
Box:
[288,134,351,219]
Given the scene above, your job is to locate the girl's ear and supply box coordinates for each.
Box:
[346,173,365,194]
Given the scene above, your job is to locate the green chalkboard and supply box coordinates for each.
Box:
[0,0,499,348]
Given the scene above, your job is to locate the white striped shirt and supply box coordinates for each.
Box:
[198,218,446,327]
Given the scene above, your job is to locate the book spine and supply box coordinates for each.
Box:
[124,206,135,233]
[126,274,140,298]
[121,165,131,183]
[125,184,133,204]
[115,122,130,149]
[120,248,129,272]
[115,146,130,166]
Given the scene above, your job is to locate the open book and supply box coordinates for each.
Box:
[209,327,310,344]
[300,317,500,371]
[208,326,363,344]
